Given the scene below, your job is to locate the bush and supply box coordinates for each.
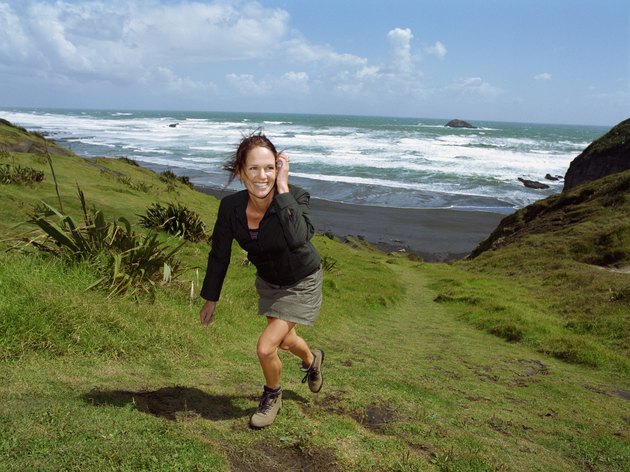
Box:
[24,187,185,299]
[0,164,45,185]
[138,202,207,242]
[118,176,151,193]
[116,157,139,166]
[159,170,194,189]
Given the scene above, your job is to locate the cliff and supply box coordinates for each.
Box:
[563,118,630,191]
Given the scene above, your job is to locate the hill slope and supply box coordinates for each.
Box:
[1,120,628,471]
[470,168,630,268]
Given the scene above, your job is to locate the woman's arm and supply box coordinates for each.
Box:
[273,187,316,249]
[200,199,234,301]
[271,152,315,249]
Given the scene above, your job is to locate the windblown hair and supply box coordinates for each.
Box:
[223,131,278,186]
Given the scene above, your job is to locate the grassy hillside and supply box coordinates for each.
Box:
[1,121,628,471]
[431,169,630,373]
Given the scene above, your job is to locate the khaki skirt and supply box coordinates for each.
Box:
[255,267,323,326]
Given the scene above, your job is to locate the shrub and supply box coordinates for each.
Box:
[117,157,139,166]
[0,164,45,185]
[24,187,185,299]
[177,175,194,189]
[138,202,207,242]
[159,170,177,182]
[159,170,194,189]
[118,176,151,193]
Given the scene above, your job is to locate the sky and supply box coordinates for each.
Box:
[0,0,628,126]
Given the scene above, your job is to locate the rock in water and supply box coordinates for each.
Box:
[518,177,550,189]
[445,119,475,128]
[563,118,630,191]
[545,174,561,181]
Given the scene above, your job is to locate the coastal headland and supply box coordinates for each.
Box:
[195,185,505,261]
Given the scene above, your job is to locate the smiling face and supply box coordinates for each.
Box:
[237,146,277,200]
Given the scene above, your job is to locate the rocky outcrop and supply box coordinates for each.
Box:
[518,178,549,189]
[545,174,562,181]
[445,119,475,129]
[563,118,630,191]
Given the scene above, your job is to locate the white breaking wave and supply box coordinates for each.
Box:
[0,108,604,210]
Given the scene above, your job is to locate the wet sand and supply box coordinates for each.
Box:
[195,186,506,262]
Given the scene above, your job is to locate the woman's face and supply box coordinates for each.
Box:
[238,146,277,200]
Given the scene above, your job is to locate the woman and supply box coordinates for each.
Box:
[199,133,324,429]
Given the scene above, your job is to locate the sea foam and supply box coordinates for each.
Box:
[0,108,608,211]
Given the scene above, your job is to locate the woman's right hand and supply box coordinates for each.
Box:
[199,300,217,326]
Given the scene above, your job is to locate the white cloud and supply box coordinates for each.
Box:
[125,1,290,61]
[0,3,32,61]
[387,27,414,74]
[282,38,367,67]
[534,72,552,81]
[424,41,447,59]
[225,73,269,96]
[356,65,381,79]
[154,67,215,93]
[0,1,290,82]
[282,71,309,83]
[448,77,503,97]
[278,71,310,95]
[0,2,449,112]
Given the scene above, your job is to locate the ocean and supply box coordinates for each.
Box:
[0,108,608,214]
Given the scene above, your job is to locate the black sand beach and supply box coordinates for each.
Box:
[196,186,506,262]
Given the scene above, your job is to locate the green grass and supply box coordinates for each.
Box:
[1,121,629,471]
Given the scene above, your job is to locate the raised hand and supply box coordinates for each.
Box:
[276,152,290,193]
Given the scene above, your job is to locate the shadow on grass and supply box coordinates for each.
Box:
[82,386,308,421]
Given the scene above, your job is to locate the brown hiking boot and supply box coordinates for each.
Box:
[249,388,282,429]
[301,349,324,393]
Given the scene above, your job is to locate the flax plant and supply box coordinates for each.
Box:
[25,186,185,299]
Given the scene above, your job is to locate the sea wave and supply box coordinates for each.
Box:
[0,108,607,211]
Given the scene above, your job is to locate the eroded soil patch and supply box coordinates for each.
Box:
[227,443,339,472]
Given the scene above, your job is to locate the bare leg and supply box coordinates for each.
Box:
[279,326,314,367]
[257,318,293,388]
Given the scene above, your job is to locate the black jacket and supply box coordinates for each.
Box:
[200,185,321,301]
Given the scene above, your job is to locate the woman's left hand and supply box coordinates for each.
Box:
[276,152,290,193]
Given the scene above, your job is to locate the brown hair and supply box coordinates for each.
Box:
[224,132,278,185]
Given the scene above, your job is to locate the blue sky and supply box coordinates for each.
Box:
[0,0,628,126]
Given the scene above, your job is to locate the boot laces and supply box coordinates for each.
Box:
[301,366,319,384]
[258,391,278,413]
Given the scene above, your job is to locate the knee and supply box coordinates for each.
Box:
[279,340,294,351]
[256,340,277,360]
[279,330,298,351]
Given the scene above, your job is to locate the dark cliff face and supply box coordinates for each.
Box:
[563,118,630,191]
